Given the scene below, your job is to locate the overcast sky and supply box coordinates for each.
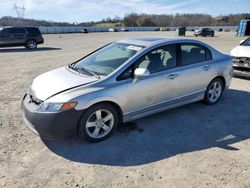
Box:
[0,0,249,23]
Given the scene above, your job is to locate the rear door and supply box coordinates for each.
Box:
[201,28,208,36]
[179,43,214,99]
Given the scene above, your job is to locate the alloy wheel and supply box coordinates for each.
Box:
[208,81,222,103]
[85,109,114,139]
[28,40,37,49]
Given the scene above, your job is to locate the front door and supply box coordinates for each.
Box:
[120,44,180,116]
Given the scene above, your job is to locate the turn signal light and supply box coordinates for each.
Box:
[60,102,77,111]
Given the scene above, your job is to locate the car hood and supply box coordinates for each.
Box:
[230,45,250,58]
[31,66,97,101]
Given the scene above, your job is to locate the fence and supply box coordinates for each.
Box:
[38,26,237,34]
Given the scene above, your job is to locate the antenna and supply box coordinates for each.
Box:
[14,3,26,18]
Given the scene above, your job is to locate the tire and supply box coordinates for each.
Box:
[78,103,119,142]
[204,78,224,105]
[25,40,37,49]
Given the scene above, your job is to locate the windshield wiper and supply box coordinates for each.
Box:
[82,68,101,79]
[68,64,100,79]
[68,64,77,71]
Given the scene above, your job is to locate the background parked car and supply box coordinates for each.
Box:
[218,28,223,32]
[79,29,88,33]
[230,37,250,77]
[109,28,118,32]
[194,28,215,37]
[159,27,170,31]
[120,27,129,32]
[0,27,44,49]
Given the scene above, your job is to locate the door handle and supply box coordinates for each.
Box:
[167,73,179,80]
[203,65,212,71]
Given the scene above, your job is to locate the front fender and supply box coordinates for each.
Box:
[75,95,123,111]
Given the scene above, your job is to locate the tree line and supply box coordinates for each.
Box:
[0,13,249,27]
[123,13,250,27]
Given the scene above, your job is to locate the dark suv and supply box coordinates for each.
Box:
[0,27,44,49]
[194,28,215,37]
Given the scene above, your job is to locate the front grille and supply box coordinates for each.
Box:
[233,56,250,63]
[233,56,250,69]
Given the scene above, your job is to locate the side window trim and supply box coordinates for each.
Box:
[205,47,212,60]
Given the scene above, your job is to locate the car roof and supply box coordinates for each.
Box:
[3,26,39,29]
[117,37,205,47]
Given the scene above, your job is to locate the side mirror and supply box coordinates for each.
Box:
[133,68,150,82]
[240,40,245,44]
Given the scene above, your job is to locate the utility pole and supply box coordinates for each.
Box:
[14,3,26,18]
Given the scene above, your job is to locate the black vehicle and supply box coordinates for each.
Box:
[0,27,44,49]
[80,29,88,33]
[194,28,215,37]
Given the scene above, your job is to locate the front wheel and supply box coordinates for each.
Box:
[204,78,224,105]
[78,103,119,142]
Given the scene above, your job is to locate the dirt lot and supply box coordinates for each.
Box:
[0,31,250,188]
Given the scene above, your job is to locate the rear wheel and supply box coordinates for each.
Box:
[78,103,119,142]
[25,40,37,49]
[204,78,224,105]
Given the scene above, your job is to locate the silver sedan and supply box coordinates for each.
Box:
[22,37,232,142]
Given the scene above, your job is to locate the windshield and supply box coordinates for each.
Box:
[240,38,250,46]
[71,42,143,76]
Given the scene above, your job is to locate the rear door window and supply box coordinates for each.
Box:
[180,43,211,66]
[26,28,41,36]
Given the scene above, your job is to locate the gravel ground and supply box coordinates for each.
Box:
[0,31,250,188]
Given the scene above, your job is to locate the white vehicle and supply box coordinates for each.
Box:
[230,37,250,77]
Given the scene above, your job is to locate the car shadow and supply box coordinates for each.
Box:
[42,89,250,166]
[0,47,61,53]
